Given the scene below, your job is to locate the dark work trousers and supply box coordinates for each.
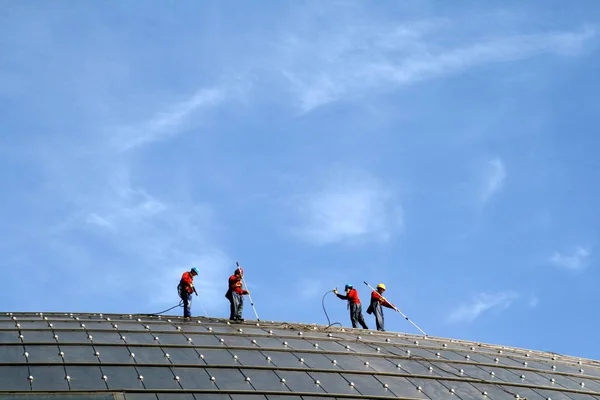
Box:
[372,302,385,331]
[350,303,368,329]
[230,292,244,320]
[182,292,192,318]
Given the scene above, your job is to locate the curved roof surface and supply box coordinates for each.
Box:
[0,312,599,399]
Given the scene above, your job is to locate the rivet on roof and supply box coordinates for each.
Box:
[238,328,243,333]
[283,341,288,346]
[226,321,231,325]
[482,391,488,396]
[580,382,585,387]
[65,376,70,381]
[345,345,350,349]
[233,355,238,360]
[465,355,470,359]
[187,337,193,342]
[167,319,172,323]
[397,363,402,368]
[551,378,556,383]
[299,358,305,363]
[428,366,433,371]
[580,369,584,373]
[16,323,20,328]
[280,378,286,383]
[138,375,143,381]
[130,353,135,358]
[498,350,502,354]
[520,375,525,379]
[494,358,499,362]
[383,383,389,389]
[210,376,216,381]
[28,376,34,381]
[376,347,381,352]
[364,361,369,366]
[145,325,150,330]
[314,380,320,385]
[18,334,23,339]
[578,361,583,365]
[490,372,495,376]
[268,330,273,335]
[197,320,202,324]
[106,318,111,321]
[459,369,464,374]
[174,376,180,381]
[219,338,225,343]
[552,356,557,360]
[414,340,419,345]
[59,352,64,357]
[137,318,142,322]
[80,323,85,328]
[406,350,411,354]
[386,338,391,342]
[200,354,205,359]
[49,323,54,328]
[357,336,361,340]
[88,335,93,341]
[113,324,118,329]
[417,386,422,391]
[121,336,127,341]
[523,362,528,366]
[176,326,182,331]
[349,382,355,387]
[251,339,257,344]
[208,327,213,332]
[369,331,373,335]
[154,337,159,341]
[298,332,303,336]
[95,352,100,357]
[552,365,556,370]
[470,346,475,350]
[245,376,251,382]
[443,343,448,347]
[328,333,333,337]
[266,356,272,362]
[314,343,319,348]
[450,388,455,393]
[164,353,170,358]
[332,360,337,364]
[23,352,29,358]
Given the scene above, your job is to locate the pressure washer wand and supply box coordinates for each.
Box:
[237,261,260,322]
[364,281,428,337]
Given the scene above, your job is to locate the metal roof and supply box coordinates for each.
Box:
[1,312,599,399]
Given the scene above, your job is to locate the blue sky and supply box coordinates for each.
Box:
[1,1,600,359]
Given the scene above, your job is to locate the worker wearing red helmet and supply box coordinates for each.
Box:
[178,267,199,319]
[367,283,398,331]
[334,284,368,329]
[225,267,249,322]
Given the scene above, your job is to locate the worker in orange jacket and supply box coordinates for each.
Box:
[225,267,249,322]
[334,284,368,329]
[178,267,198,318]
[366,283,398,331]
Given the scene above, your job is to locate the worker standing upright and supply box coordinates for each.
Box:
[178,267,199,319]
[334,284,368,329]
[225,267,249,322]
[367,283,397,331]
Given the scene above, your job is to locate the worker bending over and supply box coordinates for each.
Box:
[225,267,250,322]
[178,267,198,319]
[367,283,397,331]
[334,284,368,329]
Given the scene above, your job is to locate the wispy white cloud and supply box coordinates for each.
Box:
[480,157,506,203]
[549,246,591,271]
[292,174,402,245]
[112,87,227,151]
[448,292,519,323]
[279,22,596,113]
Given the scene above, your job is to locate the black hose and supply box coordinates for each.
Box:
[147,300,184,316]
[322,291,342,329]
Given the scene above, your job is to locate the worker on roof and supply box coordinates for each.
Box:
[367,283,397,331]
[178,267,198,319]
[333,284,368,329]
[225,267,249,322]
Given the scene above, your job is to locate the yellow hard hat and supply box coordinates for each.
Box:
[377,283,386,290]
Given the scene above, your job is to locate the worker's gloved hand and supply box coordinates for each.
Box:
[333,289,338,294]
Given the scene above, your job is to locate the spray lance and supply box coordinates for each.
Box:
[236,261,260,322]
[363,281,428,337]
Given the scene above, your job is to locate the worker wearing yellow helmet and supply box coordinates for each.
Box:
[366,283,398,331]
